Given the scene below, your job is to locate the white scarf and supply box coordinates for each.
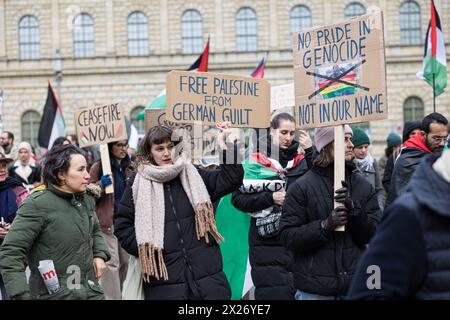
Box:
[13,159,35,184]
[433,150,450,183]
[132,153,223,282]
[356,153,374,172]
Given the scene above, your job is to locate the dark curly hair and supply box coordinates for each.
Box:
[43,144,84,187]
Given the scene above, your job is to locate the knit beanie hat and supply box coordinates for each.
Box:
[386,133,402,148]
[351,127,370,147]
[314,125,353,153]
[402,121,421,143]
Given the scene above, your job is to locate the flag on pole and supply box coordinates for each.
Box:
[250,54,267,79]
[136,38,210,120]
[417,0,447,96]
[216,56,268,299]
[37,82,66,149]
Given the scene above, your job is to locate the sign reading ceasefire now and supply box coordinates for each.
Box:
[76,102,127,147]
[166,71,271,128]
[293,11,388,129]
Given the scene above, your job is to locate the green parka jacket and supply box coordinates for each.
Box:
[0,186,110,300]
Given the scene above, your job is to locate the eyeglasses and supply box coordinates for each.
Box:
[115,143,129,149]
[430,135,449,143]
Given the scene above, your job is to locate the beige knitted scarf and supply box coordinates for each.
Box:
[132,153,224,282]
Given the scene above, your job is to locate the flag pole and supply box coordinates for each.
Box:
[433,73,436,112]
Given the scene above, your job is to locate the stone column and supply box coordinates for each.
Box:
[160,0,169,53]
[105,0,115,55]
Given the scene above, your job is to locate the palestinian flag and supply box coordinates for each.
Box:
[136,38,210,120]
[37,82,66,149]
[417,0,447,96]
[250,54,267,79]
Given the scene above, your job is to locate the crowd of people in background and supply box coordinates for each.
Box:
[0,111,449,300]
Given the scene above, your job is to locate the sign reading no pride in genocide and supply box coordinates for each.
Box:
[293,11,387,129]
[76,102,127,148]
[166,71,271,128]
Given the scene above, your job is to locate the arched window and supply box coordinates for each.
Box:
[236,7,257,52]
[130,106,145,135]
[19,15,40,60]
[345,2,366,18]
[181,10,203,54]
[73,13,95,58]
[400,1,421,45]
[21,110,41,148]
[404,96,424,122]
[128,11,149,56]
[290,5,312,44]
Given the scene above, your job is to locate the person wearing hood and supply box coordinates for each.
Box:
[9,142,42,191]
[231,112,315,300]
[279,125,381,300]
[89,139,134,300]
[351,127,384,210]
[386,113,448,206]
[348,149,450,299]
[0,152,28,300]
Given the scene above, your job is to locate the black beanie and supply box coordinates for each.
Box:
[402,121,421,142]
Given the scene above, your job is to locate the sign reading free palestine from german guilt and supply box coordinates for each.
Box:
[76,102,128,148]
[166,71,271,128]
[293,11,388,129]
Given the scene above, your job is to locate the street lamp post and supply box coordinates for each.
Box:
[53,49,62,104]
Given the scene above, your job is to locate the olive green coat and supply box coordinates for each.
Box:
[0,187,110,300]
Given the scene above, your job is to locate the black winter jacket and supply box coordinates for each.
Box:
[279,162,381,296]
[348,154,450,299]
[8,162,41,186]
[386,147,428,206]
[115,146,243,300]
[231,142,315,300]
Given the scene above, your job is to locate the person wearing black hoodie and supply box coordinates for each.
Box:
[231,112,315,300]
[386,113,448,206]
[279,125,380,300]
[348,150,450,299]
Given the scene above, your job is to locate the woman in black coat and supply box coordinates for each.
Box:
[231,113,315,300]
[279,125,381,300]
[115,123,243,300]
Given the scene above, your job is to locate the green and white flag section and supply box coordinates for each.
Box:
[215,156,279,299]
[417,0,447,96]
[37,82,66,149]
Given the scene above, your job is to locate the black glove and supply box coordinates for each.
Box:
[334,180,354,211]
[321,206,348,231]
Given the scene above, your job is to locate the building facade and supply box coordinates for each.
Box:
[0,0,449,158]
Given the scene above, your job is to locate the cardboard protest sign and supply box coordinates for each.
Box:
[271,83,295,112]
[144,108,220,164]
[76,102,127,148]
[166,71,271,128]
[293,11,387,129]
[144,109,193,132]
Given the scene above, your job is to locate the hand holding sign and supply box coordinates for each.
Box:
[298,130,313,150]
